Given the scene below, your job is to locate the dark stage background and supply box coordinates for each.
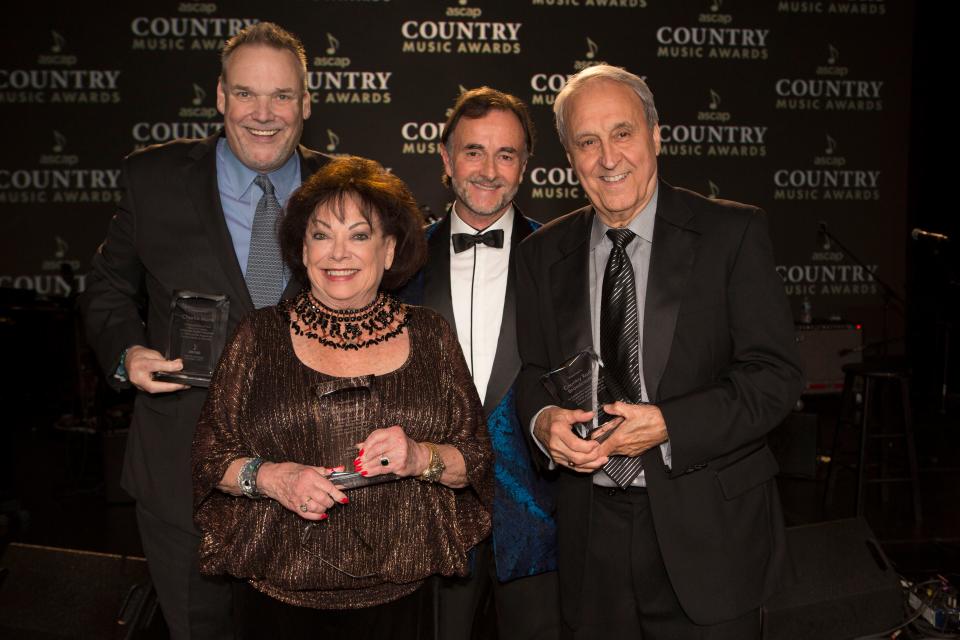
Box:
[2,0,912,346]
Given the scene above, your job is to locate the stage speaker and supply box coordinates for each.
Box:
[796,323,863,394]
[763,518,903,640]
[0,543,163,639]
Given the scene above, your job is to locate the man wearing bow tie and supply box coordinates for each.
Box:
[404,87,559,639]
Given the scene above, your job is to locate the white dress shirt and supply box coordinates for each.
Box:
[450,205,514,403]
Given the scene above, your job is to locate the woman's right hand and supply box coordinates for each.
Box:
[256,461,350,521]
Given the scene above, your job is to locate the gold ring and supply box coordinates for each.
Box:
[299,502,309,512]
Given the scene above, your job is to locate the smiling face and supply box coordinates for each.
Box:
[565,79,661,228]
[302,195,397,310]
[217,44,311,173]
[440,109,527,230]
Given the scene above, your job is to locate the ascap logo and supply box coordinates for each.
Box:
[777,0,885,15]
[178,3,218,14]
[706,180,720,199]
[573,37,608,71]
[530,0,647,8]
[39,131,79,166]
[0,134,122,205]
[660,92,766,159]
[314,33,351,68]
[0,235,86,296]
[130,15,257,51]
[775,45,882,111]
[697,89,730,121]
[699,0,733,24]
[1,35,122,104]
[308,33,392,105]
[400,13,522,55]
[656,5,769,60]
[773,135,880,201]
[133,82,223,148]
[401,121,446,155]
[446,0,482,18]
[42,236,81,273]
[37,31,76,66]
[529,167,581,200]
[178,84,218,119]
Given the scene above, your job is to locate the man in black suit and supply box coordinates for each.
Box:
[516,65,802,639]
[81,23,326,639]
[404,87,559,639]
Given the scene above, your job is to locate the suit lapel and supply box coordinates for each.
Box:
[550,209,594,359]
[643,183,699,401]
[422,215,457,333]
[182,134,254,314]
[483,210,535,416]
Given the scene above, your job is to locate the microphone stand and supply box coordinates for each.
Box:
[818,224,905,358]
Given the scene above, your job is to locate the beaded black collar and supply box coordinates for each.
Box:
[288,289,407,351]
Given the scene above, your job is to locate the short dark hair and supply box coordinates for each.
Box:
[440,87,535,187]
[280,156,427,291]
[221,22,308,90]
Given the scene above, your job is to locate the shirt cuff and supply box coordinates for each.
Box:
[529,406,558,470]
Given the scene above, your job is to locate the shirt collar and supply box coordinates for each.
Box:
[450,204,515,237]
[590,184,659,249]
[216,137,301,201]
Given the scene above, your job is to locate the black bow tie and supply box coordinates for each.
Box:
[452,229,504,253]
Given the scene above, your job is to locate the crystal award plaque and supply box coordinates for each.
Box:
[154,291,229,388]
[540,350,617,439]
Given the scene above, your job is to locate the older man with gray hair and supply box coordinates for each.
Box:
[516,64,802,639]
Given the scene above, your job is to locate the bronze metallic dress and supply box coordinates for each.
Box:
[192,303,493,609]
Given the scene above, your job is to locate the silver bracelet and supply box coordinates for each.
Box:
[238,457,266,499]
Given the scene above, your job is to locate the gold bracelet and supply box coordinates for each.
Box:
[419,442,445,483]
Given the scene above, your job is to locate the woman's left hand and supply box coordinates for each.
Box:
[355,425,429,479]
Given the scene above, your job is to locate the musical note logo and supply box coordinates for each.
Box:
[827,44,839,65]
[54,236,69,259]
[708,89,721,110]
[52,130,66,153]
[585,37,598,60]
[459,0,468,5]
[710,0,722,11]
[325,33,339,56]
[192,84,206,106]
[707,180,720,199]
[326,129,340,152]
[825,134,837,155]
[51,31,66,53]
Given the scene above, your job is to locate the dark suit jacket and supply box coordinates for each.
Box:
[81,134,328,534]
[515,181,802,626]
[402,208,557,581]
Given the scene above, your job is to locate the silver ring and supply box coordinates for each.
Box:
[380,456,390,467]
[567,460,576,468]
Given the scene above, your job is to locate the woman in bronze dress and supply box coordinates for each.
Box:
[192,156,492,636]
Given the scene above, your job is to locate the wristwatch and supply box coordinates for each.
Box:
[419,443,445,483]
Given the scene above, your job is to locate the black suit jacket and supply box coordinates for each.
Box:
[515,181,802,626]
[81,134,328,533]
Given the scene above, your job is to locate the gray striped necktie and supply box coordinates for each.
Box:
[600,228,645,488]
[245,175,285,309]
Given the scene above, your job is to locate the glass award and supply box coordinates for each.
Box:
[312,376,400,491]
[154,291,229,388]
[540,350,618,440]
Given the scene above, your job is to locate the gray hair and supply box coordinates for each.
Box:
[553,65,659,149]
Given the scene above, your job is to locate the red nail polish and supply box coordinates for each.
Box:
[353,457,361,465]
[319,513,328,520]
[360,471,368,476]
[340,497,349,504]
[358,448,365,456]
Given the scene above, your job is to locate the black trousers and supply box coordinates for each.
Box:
[136,504,235,640]
[563,487,761,640]
[236,581,429,639]
[437,539,561,640]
